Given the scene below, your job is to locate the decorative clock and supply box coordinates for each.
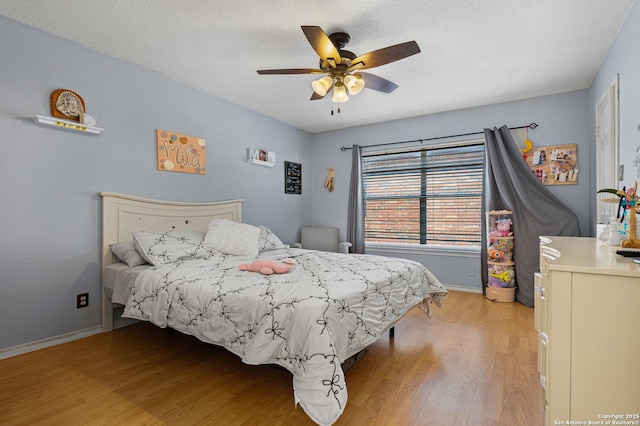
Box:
[50,89,85,122]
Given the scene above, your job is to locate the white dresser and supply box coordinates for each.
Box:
[535,236,640,425]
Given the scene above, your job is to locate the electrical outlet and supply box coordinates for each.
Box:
[77,293,89,309]
[468,267,477,277]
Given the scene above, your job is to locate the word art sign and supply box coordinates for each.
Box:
[285,161,301,194]
[156,129,206,174]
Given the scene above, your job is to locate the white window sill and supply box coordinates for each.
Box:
[365,242,481,258]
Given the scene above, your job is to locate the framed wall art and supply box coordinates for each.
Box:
[156,129,206,175]
[285,161,301,194]
[50,89,85,122]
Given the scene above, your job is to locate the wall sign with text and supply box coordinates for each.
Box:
[285,161,301,194]
[156,129,206,174]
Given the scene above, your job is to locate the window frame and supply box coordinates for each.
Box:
[362,139,485,251]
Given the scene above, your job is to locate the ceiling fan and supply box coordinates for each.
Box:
[257,26,421,109]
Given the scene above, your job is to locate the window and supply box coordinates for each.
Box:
[362,142,484,247]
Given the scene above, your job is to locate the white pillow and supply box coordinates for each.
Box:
[258,225,289,252]
[204,219,260,257]
[110,240,148,267]
[132,230,212,265]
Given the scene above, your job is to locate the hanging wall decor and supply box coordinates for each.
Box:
[50,89,85,122]
[285,161,302,194]
[526,143,577,185]
[324,168,335,192]
[156,129,206,174]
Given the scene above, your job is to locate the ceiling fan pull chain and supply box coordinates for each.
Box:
[330,102,342,115]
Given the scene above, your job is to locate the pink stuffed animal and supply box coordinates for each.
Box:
[239,258,295,275]
[490,218,513,237]
[497,219,512,236]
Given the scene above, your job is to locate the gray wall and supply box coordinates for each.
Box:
[2,0,639,351]
[307,0,640,292]
[588,0,640,229]
[309,91,591,291]
[0,16,312,350]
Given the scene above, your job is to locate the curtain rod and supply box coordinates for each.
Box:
[339,122,538,151]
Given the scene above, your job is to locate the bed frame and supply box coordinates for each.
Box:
[99,192,244,332]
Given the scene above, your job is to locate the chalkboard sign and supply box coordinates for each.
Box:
[284,161,302,194]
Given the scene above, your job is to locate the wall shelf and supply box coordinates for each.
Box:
[247,159,275,167]
[33,114,103,135]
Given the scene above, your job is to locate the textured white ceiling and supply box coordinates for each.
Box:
[0,0,635,133]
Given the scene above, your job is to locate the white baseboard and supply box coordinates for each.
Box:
[0,325,103,360]
[114,317,139,329]
[443,283,483,294]
[0,284,480,361]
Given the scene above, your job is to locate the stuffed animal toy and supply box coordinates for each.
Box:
[239,258,295,275]
[488,246,505,261]
[488,275,503,288]
[495,218,513,236]
[493,237,514,253]
[488,263,516,287]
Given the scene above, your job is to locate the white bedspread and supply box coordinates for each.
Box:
[103,263,150,305]
[123,248,447,425]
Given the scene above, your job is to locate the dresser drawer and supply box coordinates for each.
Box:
[538,331,548,394]
[534,272,546,333]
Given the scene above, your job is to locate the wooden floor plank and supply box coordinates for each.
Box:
[0,291,543,425]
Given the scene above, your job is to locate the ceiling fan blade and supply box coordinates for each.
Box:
[349,41,420,70]
[301,26,341,63]
[360,72,399,93]
[257,68,322,75]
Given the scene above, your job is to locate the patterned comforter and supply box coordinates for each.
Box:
[123,248,447,425]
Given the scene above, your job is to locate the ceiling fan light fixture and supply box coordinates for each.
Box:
[332,82,349,103]
[258,26,420,108]
[344,74,365,95]
[312,76,333,96]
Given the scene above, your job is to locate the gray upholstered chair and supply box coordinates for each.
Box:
[292,226,352,254]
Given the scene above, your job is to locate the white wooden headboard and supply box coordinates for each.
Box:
[99,192,244,331]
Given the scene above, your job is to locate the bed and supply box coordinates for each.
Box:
[99,192,448,426]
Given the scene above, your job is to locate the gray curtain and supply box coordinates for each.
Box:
[482,126,580,306]
[347,144,365,254]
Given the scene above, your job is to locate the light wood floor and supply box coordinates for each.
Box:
[0,291,543,425]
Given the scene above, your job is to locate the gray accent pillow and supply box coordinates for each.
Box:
[132,230,213,265]
[110,240,148,267]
